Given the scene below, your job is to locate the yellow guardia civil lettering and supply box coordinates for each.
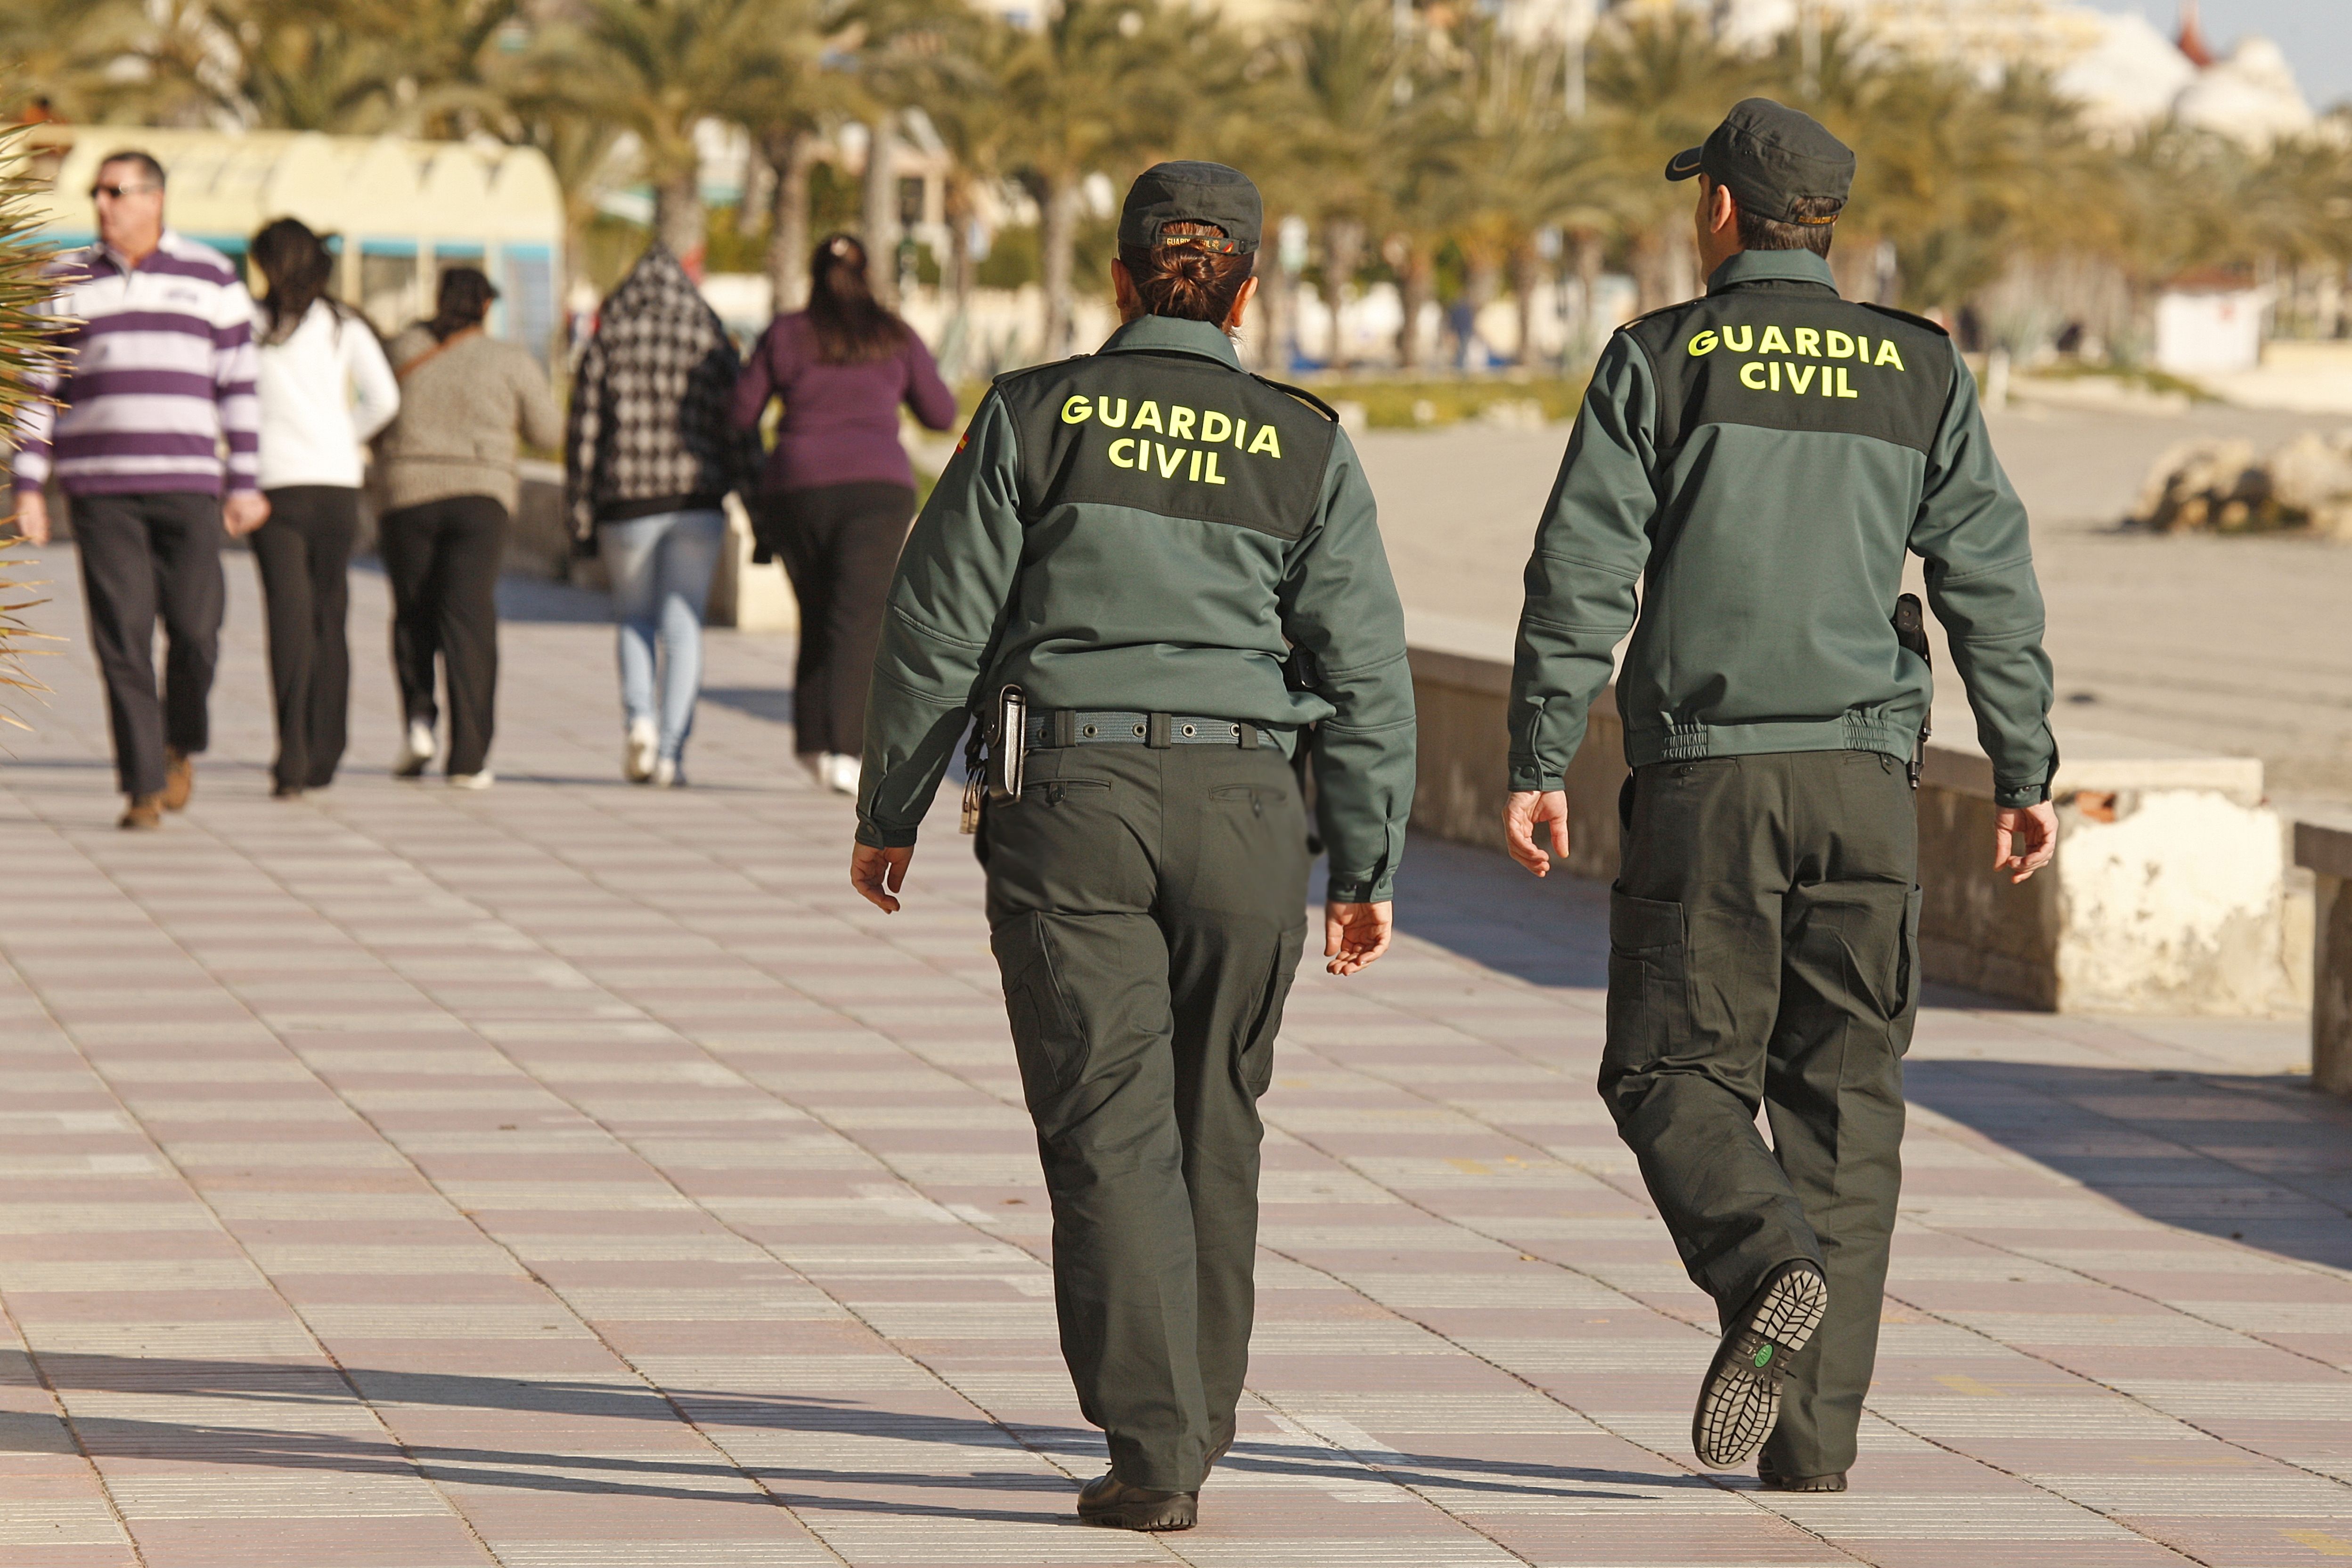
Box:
[1708,320,1907,386]
[1063,387,1270,479]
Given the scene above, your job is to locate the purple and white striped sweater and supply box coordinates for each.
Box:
[11,230,260,498]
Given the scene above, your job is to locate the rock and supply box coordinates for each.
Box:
[2129,428,2352,537]
[2266,429,2352,537]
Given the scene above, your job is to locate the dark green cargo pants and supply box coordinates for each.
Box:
[983,737,1309,1493]
[1601,749,1921,1478]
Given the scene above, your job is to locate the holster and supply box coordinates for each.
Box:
[1893,593,1932,790]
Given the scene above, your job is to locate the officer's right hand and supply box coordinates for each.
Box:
[850,844,913,913]
[11,490,48,547]
[1503,790,1571,877]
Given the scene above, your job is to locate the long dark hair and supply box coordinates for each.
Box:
[251,217,339,344]
[806,234,908,364]
[426,266,498,343]
[1121,222,1255,329]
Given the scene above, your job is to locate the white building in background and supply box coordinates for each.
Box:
[1629,0,2318,148]
[2155,277,2269,375]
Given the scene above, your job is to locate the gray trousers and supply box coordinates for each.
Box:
[1601,749,1920,1477]
[984,737,1309,1493]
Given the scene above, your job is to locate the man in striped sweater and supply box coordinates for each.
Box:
[12,150,268,829]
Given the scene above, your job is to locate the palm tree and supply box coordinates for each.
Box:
[994,0,1236,359]
[0,127,65,725]
[538,0,818,259]
[0,0,151,124]
[1266,0,1421,370]
[1584,7,1766,310]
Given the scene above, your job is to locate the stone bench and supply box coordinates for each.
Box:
[2297,818,2352,1095]
[1406,611,2309,1017]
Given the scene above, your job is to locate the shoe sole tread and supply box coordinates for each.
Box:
[1694,1264,1829,1470]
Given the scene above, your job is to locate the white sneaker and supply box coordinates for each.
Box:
[799,753,827,785]
[448,769,494,790]
[394,719,437,777]
[823,752,861,796]
[651,757,682,789]
[624,719,658,783]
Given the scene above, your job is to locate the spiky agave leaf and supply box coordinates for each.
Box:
[0,120,69,730]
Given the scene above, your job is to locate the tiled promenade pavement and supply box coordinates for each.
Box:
[4,547,2352,1568]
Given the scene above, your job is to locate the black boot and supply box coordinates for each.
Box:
[1693,1259,1829,1469]
[1077,1473,1198,1531]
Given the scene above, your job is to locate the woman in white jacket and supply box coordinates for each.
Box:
[247,218,399,797]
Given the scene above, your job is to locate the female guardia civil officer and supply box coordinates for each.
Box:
[847,162,1415,1532]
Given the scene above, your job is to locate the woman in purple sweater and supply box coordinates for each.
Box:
[734,235,957,795]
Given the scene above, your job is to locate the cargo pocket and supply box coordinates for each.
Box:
[991,912,1088,1111]
[1238,924,1308,1099]
[1604,887,1689,1075]
[1895,885,1924,1053]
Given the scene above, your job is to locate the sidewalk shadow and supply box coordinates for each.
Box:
[1,1351,1692,1517]
[1905,1059,2352,1271]
[1385,832,1610,991]
[702,686,797,726]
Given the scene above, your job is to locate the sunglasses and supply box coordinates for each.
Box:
[90,182,159,200]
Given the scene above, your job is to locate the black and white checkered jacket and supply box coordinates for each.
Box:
[564,245,752,539]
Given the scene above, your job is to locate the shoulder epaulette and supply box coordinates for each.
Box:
[1859,302,1949,337]
[1250,375,1339,422]
[990,354,1091,387]
[1623,299,1695,330]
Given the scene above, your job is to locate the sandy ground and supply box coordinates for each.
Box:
[1359,400,2352,810]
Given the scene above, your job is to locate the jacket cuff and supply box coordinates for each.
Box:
[1325,876,1394,905]
[855,820,919,849]
[1507,764,1566,793]
[1995,781,2050,808]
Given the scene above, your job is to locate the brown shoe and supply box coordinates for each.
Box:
[1077,1473,1197,1531]
[119,793,164,830]
[161,749,195,811]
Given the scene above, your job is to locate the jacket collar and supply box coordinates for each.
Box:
[1097,313,1242,370]
[1707,249,1838,295]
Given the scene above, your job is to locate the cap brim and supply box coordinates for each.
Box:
[1664,147,1704,182]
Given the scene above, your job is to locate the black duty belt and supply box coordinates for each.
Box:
[1022,710,1264,750]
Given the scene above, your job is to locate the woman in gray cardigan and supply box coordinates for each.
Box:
[376,268,562,787]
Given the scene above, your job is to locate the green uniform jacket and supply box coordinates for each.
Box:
[854,314,1417,903]
[1509,250,2057,808]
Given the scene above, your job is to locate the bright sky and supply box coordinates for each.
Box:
[2079,1,2352,112]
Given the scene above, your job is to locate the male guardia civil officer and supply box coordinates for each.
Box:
[847,162,1415,1532]
[1502,101,2059,1491]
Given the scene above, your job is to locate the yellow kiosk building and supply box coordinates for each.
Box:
[22,126,567,368]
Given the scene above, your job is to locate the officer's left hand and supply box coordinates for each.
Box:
[1324,900,1392,977]
[1503,790,1571,876]
[850,844,913,913]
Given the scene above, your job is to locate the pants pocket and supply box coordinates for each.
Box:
[1895,885,1924,1053]
[1605,887,1690,1075]
[991,912,1088,1110]
[1238,923,1308,1099]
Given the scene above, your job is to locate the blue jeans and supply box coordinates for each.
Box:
[604,508,726,761]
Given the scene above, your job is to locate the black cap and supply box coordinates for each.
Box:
[1665,98,1854,226]
[1118,161,1262,257]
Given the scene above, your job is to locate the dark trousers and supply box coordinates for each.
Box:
[250,485,358,790]
[378,494,506,776]
[983,739,1310,1494]
[756,482,914,760]
[71,491,226,798]
[1601,749,1921,1478]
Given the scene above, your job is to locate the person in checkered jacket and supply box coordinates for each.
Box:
[565,243,754,787]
